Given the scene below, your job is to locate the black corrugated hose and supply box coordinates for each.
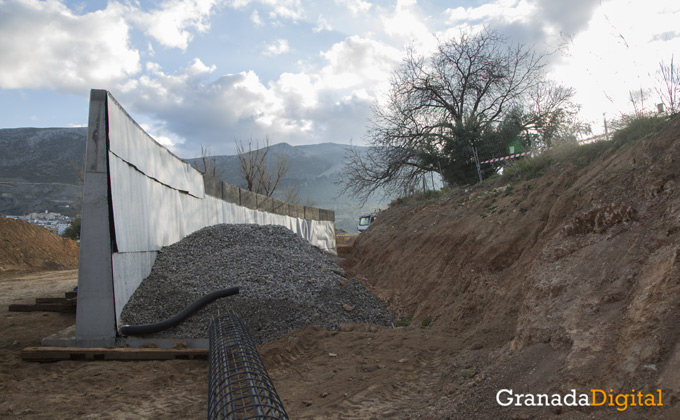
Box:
[118,287,240,336]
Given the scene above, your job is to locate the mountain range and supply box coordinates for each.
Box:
[0,127,385,232]
[0,127,86,219]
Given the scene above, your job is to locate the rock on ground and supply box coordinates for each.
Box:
[119,224,393,344]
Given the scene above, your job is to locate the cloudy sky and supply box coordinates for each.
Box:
[1,0,678,158]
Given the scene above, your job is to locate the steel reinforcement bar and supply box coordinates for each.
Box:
[208,314,289,420]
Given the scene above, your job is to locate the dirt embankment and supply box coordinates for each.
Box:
[0,217,79,276]
[339,116,680,418]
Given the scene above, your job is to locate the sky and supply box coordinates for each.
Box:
[0,0,678,158]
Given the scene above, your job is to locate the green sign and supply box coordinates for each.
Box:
[507,141,523,155]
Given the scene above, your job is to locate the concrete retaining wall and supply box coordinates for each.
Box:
[74,90,335,347]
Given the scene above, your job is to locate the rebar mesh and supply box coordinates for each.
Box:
[208,314,289,420]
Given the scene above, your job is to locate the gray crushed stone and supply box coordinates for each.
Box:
[119,224,394,344]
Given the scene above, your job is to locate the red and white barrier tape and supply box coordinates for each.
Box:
[480,132,608,165]
[577,133,608,145]
[480,148,548,165]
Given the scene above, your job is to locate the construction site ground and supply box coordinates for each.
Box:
[1,270,481,419]
[3,269,532,419]
[2,115,680,419]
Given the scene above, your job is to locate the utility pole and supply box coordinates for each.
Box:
[472,146,483,182]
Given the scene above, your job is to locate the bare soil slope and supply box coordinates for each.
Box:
[0,217,79,275]
[337,115,680,418]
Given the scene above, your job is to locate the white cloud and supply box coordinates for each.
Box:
[132,0,219,50]
[271,72,318,110]
[119,61,312,155]
[446,0,534,24]
[335,0,372,16]
[20,0,676,157]
[264,39,291,56]
[319,36,402,91]
[227,0,304,21]
[226,0,253,8]
[534,0,598,36]
[313,15,332,33]
[549,0,680,127]
[140,122,179,152]
[442,0,540,45]
[382,0,437,53]
[250,9,262,25]
[0,0,140,92]
[186,58,217,76]
[111,32,405,156]
[266,0,304,21]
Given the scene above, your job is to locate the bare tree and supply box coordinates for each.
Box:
[236,137,289,197]
[341,28,575,201]
[656,55,680,115]
[194,145,222,178]
[628,87,652,117]
[524,81,583,146]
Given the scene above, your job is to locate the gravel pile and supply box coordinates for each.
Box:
[119,224,394,344]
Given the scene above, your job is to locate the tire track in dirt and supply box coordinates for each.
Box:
[327,341,450,419]
[261,323,461,419]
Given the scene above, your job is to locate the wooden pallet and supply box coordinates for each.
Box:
[8,291,77,313]
[22,346,209,362]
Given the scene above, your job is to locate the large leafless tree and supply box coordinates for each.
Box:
[341,28,577,201]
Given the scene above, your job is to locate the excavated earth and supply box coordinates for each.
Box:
[1,116,679,419]
[332,115,680,419]
[0,217,78,276]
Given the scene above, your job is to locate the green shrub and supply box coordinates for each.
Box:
[501,150,554,181]
[62,216,81,241]
[612,114,669,145]
[502,131,622,182]
[389,196,410,207]
[390,187,451,208]
[395,316,413,327]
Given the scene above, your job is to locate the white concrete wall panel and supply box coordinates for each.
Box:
[107,94,204,198]
[112,251,158,321]
[109,154,185,252]
[83,91,336,331]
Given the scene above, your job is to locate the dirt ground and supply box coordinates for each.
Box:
[1,270,210,419]
[1,116,680,419]
[0,271,619,420]
[0,270,519,419]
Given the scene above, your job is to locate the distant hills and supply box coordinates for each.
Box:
[0,127,87,184]
[0,128,385,232]
[0,127,87,218]
[185,142,387,232]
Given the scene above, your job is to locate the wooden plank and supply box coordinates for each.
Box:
[9,302,76,313]
[22,346,209,362]
[35,297,76,304]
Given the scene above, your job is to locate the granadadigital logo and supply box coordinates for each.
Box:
[496,389,663,412]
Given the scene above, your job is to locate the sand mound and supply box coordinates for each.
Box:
[0,217,79,275]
